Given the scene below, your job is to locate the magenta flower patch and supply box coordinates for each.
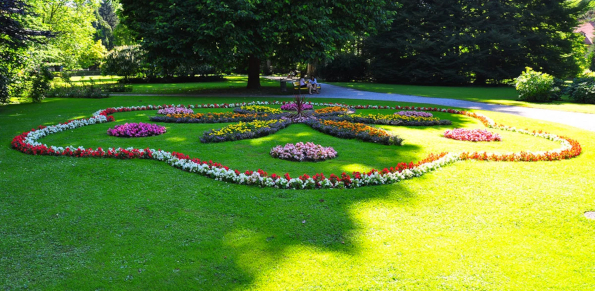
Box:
[157,107,194,115]
[107,123,166,137]
[281,103,313,111]
[270,142,337,162]
[444,128,502,142]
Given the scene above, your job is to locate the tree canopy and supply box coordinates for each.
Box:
[365,0,589,85]
[120,0,396,88]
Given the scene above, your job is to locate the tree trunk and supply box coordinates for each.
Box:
[307,60,318,77]
[247,55,261,89]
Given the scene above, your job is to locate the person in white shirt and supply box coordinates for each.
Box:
[308,76,319,94]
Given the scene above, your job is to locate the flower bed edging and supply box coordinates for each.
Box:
[11,101,583,189]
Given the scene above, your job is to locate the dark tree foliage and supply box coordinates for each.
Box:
[120,0,396,89]
[1,0,54,103]
[318,53,368,82]
[0,0,54,49]
[366,0,588,85]
[93,0,119,50]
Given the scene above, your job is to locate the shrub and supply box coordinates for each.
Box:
[29,67,54,102]
[567,77,595,104]
[101,45,145,80]
[514,67,558,102]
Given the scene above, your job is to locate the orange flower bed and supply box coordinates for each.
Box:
[315,106,347,114]
[320,120,389,138]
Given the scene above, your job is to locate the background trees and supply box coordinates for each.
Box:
[0,0,54,103]
[119,0,396,88]
[365,0,589,85]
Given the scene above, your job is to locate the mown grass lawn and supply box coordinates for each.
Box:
[1,95,594,290]
[328,81,595,115]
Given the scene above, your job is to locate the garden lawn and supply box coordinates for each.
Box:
[1,95,594,290]
[328,81,595,114]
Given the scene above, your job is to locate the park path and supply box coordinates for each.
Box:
[311,82,595,132]
[115,79,595,132]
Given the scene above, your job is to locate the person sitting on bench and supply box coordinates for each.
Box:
[308,75,319,94]
[299,76,308,89]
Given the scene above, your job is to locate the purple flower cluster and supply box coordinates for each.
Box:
[395,111,433,118]
[281,103,313,111]
[157,107,194,115]
[270,142,337,162]
[107,123,167,137]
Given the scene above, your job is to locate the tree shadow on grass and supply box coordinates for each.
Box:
[30,159,420,290]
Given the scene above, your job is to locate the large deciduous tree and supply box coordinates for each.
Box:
[120,0,396,88]
[366,0,588,85]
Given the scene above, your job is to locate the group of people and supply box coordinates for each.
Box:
[299,75,320,94]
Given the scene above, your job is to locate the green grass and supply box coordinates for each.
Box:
[50,75,290,96]
[1,95,594,290]
[328,82,595,114]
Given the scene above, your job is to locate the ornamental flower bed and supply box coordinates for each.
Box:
[281,103,314,111]
[395,111,433,118]
[107,123,166,137]
[200,119,290,143]
[150,112,274,123]
[314,106,348,115]
[237,105,282,114]
[333,113,450,126]
[157,106,194,115]
[307,119,404,146]
[270,142,337,162]
[10,100,583,190]
[444,128,502,142]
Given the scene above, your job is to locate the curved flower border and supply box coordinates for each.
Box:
[10,101,582,189]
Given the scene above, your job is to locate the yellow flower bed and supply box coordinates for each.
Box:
[240,105,282,114]
[208,119,282,136]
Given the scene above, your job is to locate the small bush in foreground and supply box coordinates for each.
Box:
[514,67,561,102]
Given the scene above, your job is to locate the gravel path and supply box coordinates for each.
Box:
[115,79,595,132]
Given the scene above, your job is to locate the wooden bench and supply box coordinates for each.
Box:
[292,81,321,94]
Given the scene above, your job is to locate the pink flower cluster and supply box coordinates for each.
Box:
[270,142,337,161]
[157,107,194,115]
[395,111,433,117]
[107,122,166,137]
[281,103,313,111]
[444,128,502,142]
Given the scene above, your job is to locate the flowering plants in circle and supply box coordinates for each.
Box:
[270,142,337,162]
[444,128,502,142]
[10,100,583,189]
[107,122,166,137]
[157,106,194,115]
